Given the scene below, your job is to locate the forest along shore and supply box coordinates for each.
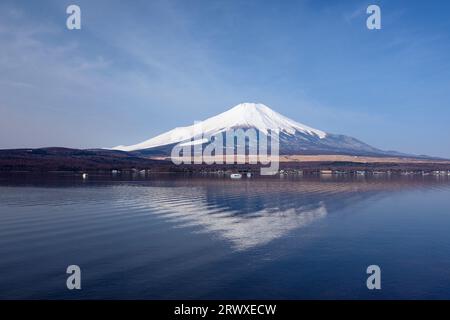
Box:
[1,147,450,175]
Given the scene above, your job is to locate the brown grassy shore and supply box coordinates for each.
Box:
[151,154,450,174]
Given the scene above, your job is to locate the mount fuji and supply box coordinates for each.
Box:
[112,103,406,157]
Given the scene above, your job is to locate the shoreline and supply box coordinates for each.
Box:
[1,148,450,174]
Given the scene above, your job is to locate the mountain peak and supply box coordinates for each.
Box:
[232,102,269,110]
[227,103,276,121]
[112,102,328,151]
[215,102,327,138]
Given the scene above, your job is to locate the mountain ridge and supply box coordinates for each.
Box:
[112,102,411,158]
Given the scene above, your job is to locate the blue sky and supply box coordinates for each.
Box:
[1,0,450,157]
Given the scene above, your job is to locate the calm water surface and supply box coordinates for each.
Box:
[1,173,450,299]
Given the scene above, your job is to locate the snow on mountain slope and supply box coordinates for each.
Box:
[113,103,327,152]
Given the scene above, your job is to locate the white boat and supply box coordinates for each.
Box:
[230,173,242,179]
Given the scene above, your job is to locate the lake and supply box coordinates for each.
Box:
[1,173,450,299]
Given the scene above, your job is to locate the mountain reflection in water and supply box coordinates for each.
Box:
[2,174,450,299]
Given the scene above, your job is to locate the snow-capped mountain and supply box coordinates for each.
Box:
[112,103,392,156]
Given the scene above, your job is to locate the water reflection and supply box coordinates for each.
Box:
[2,174,450,299]
[1,174,450,252]
[111,176,450,251]
[134,187,328,250]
